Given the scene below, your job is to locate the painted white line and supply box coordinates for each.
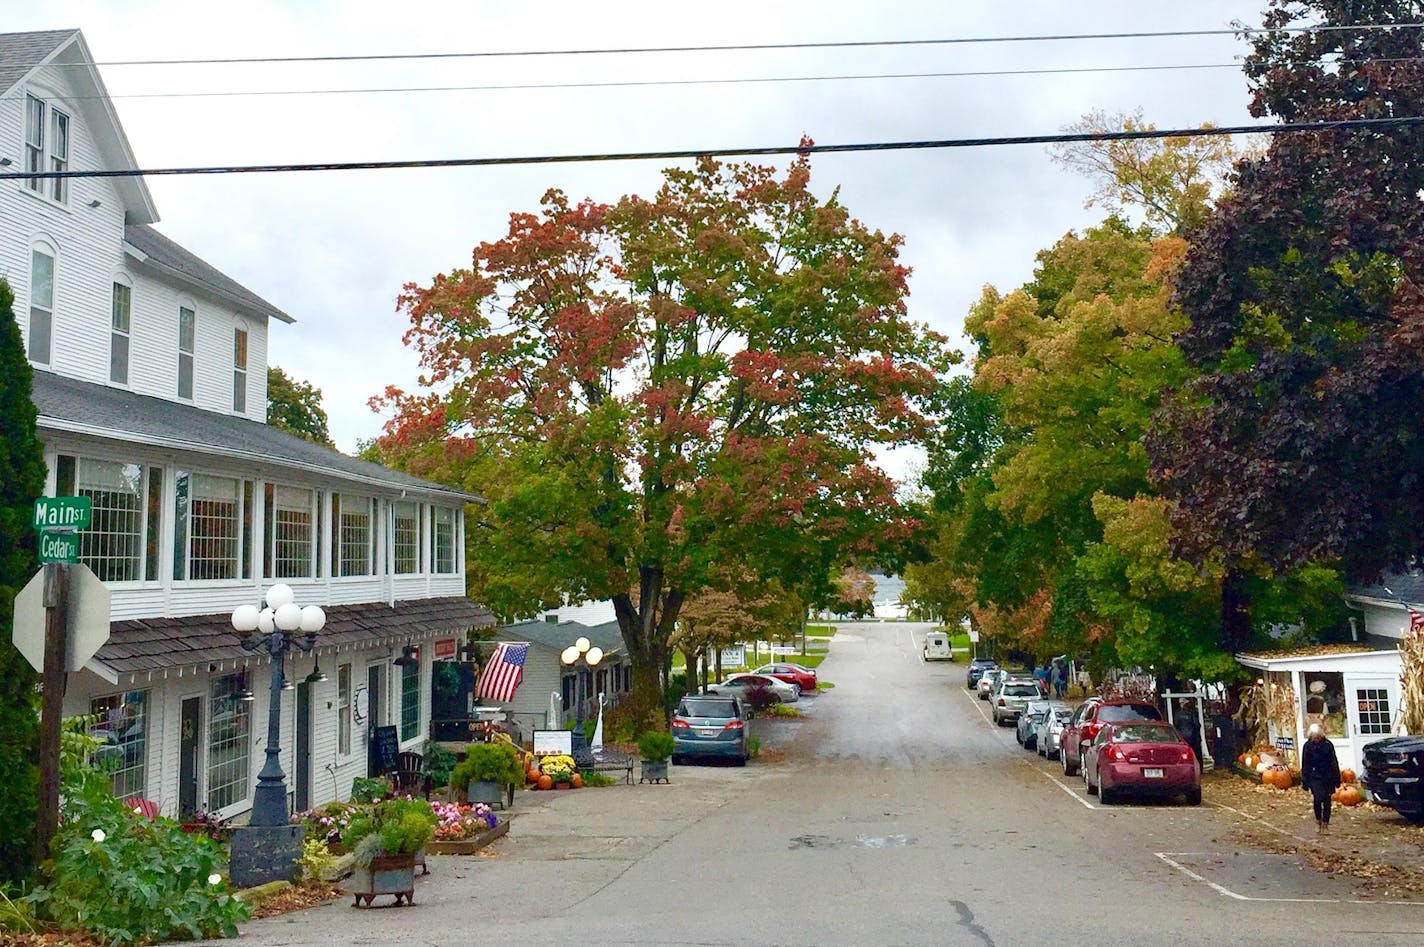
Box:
[1207,800,1310,843]
[1037,768,1098,811]
[1153,853,1424,906]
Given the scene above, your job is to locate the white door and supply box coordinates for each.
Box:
[1344,675,1400,772]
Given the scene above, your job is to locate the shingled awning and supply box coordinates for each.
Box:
[95,597,494,678]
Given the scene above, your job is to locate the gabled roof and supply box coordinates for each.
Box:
[1350,571,1424,609]
[32,369,479,502]
[496,617,625,657]
[0,29,158,224]
[98,597,494,677]
[125,224,293,324]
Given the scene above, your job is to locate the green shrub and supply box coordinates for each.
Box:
[341,798,435,867]
[425,743,457,789]
[298,837,339,884]
[350,775,391,804]
[26,729,249,945]
[748,736,763,758]
[449,742,524,791]
[578,772,619,788]
[637,731,675,762]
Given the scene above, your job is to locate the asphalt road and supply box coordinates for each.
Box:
[229,621,1424,946]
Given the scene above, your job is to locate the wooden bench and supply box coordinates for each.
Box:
[574,747,634,785]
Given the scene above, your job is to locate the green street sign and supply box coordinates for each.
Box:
[33,496,91,531]
[38,530,79,564]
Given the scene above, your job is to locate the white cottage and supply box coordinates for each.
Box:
[489,617,632,735]
[2,29,492,822]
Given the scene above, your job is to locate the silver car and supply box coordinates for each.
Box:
[1017,699,1071,750]
[991,678,1041,726]
[977,668,1007,700]
[1037,703,1077,760]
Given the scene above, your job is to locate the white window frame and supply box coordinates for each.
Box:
[110,280,132,385]
[207,673,251,814]
[333,493,375,578]
[337,663,352,757]
[90,689,150,800]
[432,506,457,574]
[178,305,196,400]
[22,94,69,204]
[174,471,249,582]
[266,483,316,580]
[28,243,55,365]
[232,327,248,413]
[60,455,159,584]
[392,501,420,575]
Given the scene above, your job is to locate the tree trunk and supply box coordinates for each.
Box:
[681,648,698,696]
[1220,568,1252,656]
[612,575,686,732]
[715,647,723,683]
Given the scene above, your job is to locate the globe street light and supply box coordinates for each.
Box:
[560,637,604,733]
[228,584,325,887]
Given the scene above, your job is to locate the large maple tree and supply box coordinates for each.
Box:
[1149,0,1424,588]
[373,152,955,725]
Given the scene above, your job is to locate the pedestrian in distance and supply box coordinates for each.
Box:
[1052,663,1067,700]
[1034,664,1050,696]
[1301,723,1342,835]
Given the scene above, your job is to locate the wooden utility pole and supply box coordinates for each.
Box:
[36,562,68,864]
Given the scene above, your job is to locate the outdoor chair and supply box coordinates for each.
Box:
[391,750,429,797]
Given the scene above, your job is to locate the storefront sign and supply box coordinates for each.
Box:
[353,686,369,724]
[434,637,458,660]
[533,729,572,756]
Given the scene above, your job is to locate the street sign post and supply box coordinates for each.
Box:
[32,496,92,530]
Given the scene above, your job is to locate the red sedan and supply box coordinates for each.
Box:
[1083,722,1200,806]
[749,663,817,694]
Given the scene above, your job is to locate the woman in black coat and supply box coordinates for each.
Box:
[1301,723,1342,834]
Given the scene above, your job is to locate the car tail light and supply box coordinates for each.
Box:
[723,720,744,731]
[1179,749,1193,763]
[998,698,1006,706]
[671,719,691,729]
[1105,746,1124,761]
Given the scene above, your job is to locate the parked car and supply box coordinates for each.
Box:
[991,678,1042,726]
[1083,722,1200,805]
[1362,735,1424,823]
[706,673,800,704]
[1061,699,1161,777]
[671,696,748,765]
[966,658,998,689]
[1037,703,1076,760]
[975,665,1003,698]
[749,663,817,694]
[1016,699,1070,750]
[923,631,953,661]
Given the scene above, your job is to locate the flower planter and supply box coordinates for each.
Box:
[554,781,572,790]
[425,818,509,855]
[467,779,507,810]
[348,853,418,906]
[640,759,670,783]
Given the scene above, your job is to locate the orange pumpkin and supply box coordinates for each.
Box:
[1237,753,1247,765]
[571,773,584,789]
[1263,767,1288,789]
[1337,785,1363,806]
[1243,755,1256,770]
[537,774,553,791]
[1339,768,1356,785]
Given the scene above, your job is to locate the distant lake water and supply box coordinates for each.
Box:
[551,574,908,626]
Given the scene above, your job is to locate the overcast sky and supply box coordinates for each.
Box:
[15,1,1261,480]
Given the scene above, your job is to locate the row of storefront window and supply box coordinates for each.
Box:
[90,658,425,812]
[54,454,460,584]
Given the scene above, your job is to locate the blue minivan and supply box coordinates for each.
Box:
[671,695,749,765]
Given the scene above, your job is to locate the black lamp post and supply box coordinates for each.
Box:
[560,637,604,737]
[227,583,325,887]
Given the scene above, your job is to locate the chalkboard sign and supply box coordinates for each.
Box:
[372,725,399,774]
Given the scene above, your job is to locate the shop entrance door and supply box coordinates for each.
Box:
[1345,675,1400,771]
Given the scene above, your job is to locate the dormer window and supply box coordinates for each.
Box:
[24,94,69,204]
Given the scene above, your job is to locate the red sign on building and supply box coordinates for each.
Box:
[434,637,458,660]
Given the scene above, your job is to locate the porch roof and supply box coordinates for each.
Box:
[1235,644,1401,673]
[94,596,494,678]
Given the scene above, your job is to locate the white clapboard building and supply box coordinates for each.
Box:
[2,28,491,821]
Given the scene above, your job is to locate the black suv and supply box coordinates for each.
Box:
[1362,735,1424,822]
[966,658,998,689]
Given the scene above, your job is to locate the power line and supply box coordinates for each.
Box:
[6,61,1247,102]
[1,117,1416,183]
[65,21,1424,68]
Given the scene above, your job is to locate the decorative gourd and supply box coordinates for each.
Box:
[1255,761,1270,774]
[1243,755,1256,770]
[537,774,553,791]
[1337,785,1363,806]
[571,773,584,789]
[1339,768,1356,785]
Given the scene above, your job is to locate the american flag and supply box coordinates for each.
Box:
[1409,607,1424,635]
[477,642,529,703]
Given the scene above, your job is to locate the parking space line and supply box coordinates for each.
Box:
[1036,768,1098,811]
[1206,800,1310,844]
[1153,852,1424,906]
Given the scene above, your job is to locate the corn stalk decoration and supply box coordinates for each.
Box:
[1234,675,1297,752]
[1400,617,1424,735]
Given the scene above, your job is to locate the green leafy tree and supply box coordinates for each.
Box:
[266,366,334,446]
[0,279,46,881]
[1149,1,1424,600]
[372,151,957,725]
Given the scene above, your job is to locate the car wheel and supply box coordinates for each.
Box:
[1099,782,1114,805]
[672,754,685,766]
[1062,747,1078,777]
[1085,765,1097,795]
[1185,787,1202,806]
[736,754,748,767]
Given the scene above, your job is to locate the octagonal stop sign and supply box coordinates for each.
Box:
[11,564,112,673]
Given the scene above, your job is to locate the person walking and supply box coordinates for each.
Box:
[1052,663,1067,700]
[1301,723,1342,835]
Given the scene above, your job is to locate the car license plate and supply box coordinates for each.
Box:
[696,728,718,737]
[1143,768,1164,778]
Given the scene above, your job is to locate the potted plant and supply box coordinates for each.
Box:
[341,798,437,906]
[545,760,575,789]
[638,731,676,783]
[449,742,523,809]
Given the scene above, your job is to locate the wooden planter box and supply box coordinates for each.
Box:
[640,759,670,783]
[347,853,418,906]
[425,818,509,855]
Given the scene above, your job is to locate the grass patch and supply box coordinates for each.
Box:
[769,704,803,718]
[804,624,836,638]
[816,681,835,691]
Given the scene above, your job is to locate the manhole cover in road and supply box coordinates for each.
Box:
[789,834,915,850]
[1162,852,1367,901]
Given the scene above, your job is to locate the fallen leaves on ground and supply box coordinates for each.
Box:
[0,933,102,947]
[248,881,344,919]
[1207,769,1424,899]
[757,748,788,765]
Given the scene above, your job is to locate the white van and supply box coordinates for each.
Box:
[923,631,952,661]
